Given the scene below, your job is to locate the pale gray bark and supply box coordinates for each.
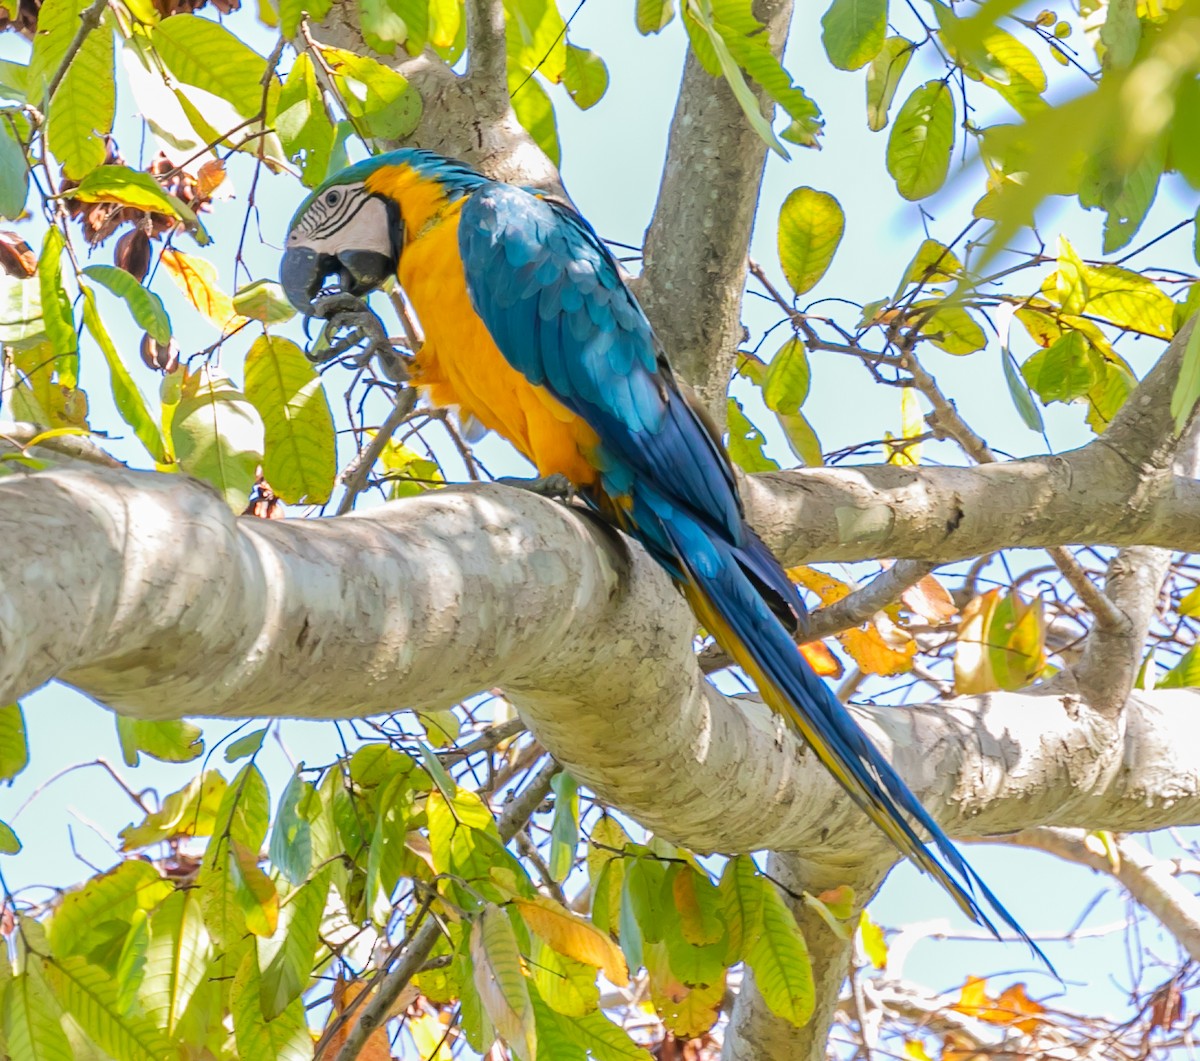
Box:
[636,0,795,414]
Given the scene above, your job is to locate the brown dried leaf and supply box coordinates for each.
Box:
[901,574,958,623]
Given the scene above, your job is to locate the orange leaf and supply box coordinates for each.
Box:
[799,640,842,677]
[514,894,629,986]
[317,979,399,1060]
[788,564,852,605]
[161,249,245,334]
[840,624,916,676]
[994,983,1046,1034]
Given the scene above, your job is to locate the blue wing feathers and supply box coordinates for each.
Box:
[454,176,1043,963]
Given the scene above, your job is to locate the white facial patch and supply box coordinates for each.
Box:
[289,185,393,259]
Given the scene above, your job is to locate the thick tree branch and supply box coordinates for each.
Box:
[636,0,794,411]
[6,458,1200,861]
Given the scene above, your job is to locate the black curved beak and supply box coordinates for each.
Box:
[280,246,397,318]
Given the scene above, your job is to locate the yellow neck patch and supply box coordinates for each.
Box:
[364,164,450,237]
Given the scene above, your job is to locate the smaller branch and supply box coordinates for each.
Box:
[331,758,560,1061]
[464,0,509,121]
[1004,827,1200,963]
[699,560,937,674]
[335,388,419,515]
[806,560,936,642]
[897,345,996,463]
[1044,546,1127,633]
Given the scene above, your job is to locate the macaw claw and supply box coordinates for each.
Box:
[495,473,576,503]
[305,292,410,382]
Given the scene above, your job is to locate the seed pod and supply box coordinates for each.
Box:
[114,228,152,281]
[140,332,179,374]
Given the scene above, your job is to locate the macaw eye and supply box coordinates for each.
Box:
[326,190,341,206]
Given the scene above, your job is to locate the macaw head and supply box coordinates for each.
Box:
[280,170,401,315]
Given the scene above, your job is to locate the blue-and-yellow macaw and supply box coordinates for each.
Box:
[281,149,1037,951]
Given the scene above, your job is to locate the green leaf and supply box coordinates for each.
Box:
[1042,251,1175,339]
[506,0,567,82]
[279,0,330,36]
[0,702,28,781]
[225,726,267,762]
[38,229,77,383]
[636,0,674,33]
[230,949,312,1061]
[897,238,962,292]
[820,0,887,70]
[47,23,114,180]
[0,275,45,346]
[865,35,913,131]
[560,1004,653,1060]
[0,818,20,854]
[257,869,329,1019]
[778,411,823,466]
[26,0,84,105]
[472,904,536,1059]
[777,188,843,297]
[0,115,29,219]
[763,338,810,414]
[1086,359,1137,434]
[276,54,335,188]
[1021,330,1095,404]
[549,772,579,884]
[510,74,561,166]
[1001,348,1044,433]
[1158,644,1200,688]
[171,365,264,512]
[914,301,986,355]
[151,15,272,119]
[887,80,955,201]
[685,0,789,158]
[115,716,203,766]
[364,772,411,923]
[48,861,172,960]
[200,765,270,948]
[70,166,209,245]
[1172,322,1200,434]
[243,335,336,506]
[82,286,167,463]
[83,265,171,345]
[719,855,762,964]
[563,44,609,109]
[1100,0,1140,70]
[269,770,314,886]
[744,878,813,1027]
[119,771,228,850]
[139,889,210,1036]
[3,967,72,1061]
[321,47,422,139]
[233,280,296,325]
[360,0,427,54]
[529,938,598,1019]
[47,955,174,1060]
[726,397,779,473]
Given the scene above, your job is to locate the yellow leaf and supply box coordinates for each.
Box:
[954,590,1001,693]
[890,386,923,465]
[858,911,887,969]
[1179,583,1200,616]
[841,621,917,676]
[646,942,725,1039]
[791,565,916,674]
[160,249,246,334]
[905,1039,933,1061]
[514,894,629,986]
[408,1012,453,1060]
[952,975,992,1018]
